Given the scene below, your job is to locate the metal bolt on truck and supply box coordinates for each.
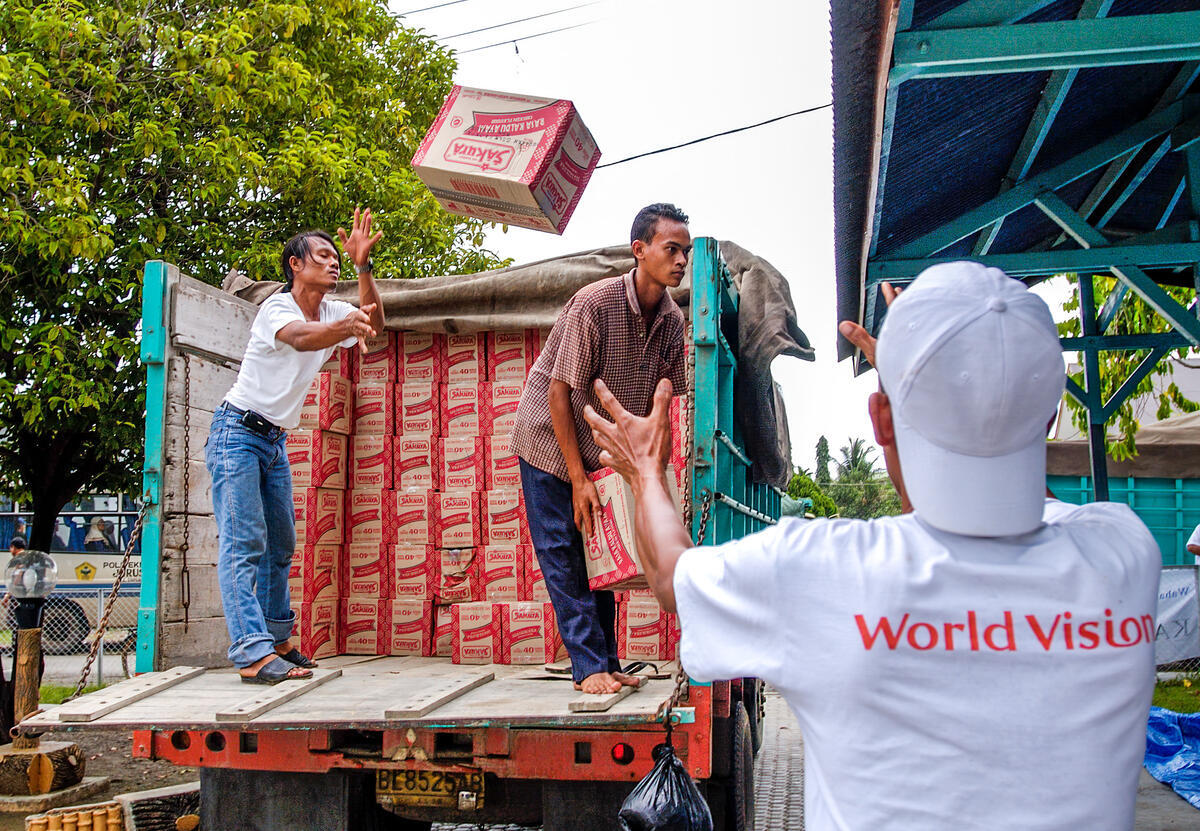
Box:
[18,238,809,831]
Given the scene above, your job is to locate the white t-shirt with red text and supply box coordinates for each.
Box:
[673,499,1160,831]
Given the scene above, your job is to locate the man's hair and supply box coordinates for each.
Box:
[9,536,25,550]
[631,203,689,245]
[280,230,337,292]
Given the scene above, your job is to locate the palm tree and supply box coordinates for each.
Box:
[836,437,878,479]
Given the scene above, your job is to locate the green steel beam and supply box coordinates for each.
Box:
[137,261,168,674]
[1100,346,1172,423]
[1077,275,1109,501]
[1059,332,1188,351]
[870,240,1200,281]
[1034,191,1200,345]
[892,11,1200,82]
[1065,376,1087,407]
[925,0,1062,30]
[1188,145,1200,215]
[890,97,1194,258]
[898,0,915,31]
[1096,283,1128,333]
[1092,137,1172,229]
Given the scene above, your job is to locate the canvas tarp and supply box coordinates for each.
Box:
[1046,411,1200,479]
[223,241,813,486]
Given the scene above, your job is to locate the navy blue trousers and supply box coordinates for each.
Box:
[520,459,619,682]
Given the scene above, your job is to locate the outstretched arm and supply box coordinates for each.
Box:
[338,206,386,335]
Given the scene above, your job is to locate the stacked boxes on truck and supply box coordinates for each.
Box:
[287,326,683,665]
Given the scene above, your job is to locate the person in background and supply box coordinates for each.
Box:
[511,203,691,694]
[84,517,113,551]
[584,262,1161,829]
[207,209,384,685]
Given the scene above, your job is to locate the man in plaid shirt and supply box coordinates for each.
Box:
[512,204,691,694]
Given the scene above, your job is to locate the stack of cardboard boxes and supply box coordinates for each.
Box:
[287,327,683,667]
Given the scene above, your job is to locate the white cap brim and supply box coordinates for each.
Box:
[893,410,1046,537]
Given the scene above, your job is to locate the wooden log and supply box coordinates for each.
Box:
[13,629,41,750]
[0,741,83,795]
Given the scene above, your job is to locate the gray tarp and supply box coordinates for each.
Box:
[1046,411,1200,479]
[224,241,813,486]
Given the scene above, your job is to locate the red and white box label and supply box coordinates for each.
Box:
[480,545,523,602]
[487,434,521,490]
[618,600,676,661]
[395,435,440,491]
[294,488,344,548]
[339,598,389,655]
[287,430,347,490]
[393,490,439,546]
[292,600,337,659]
[389,601,433,656]
[355,332,397,384]
[320,346,354,380]
[500,601,561,665]
[484,381,523,436]
[484,489,529,546]
[392,545,436,602]
[519,546,549,602]
[487,330,537,381]
[289,543,340,604]
[342,542,390,599]
[401,332,446,382]
[345,487,393,549]
[433,547,484,604]
[445,333,487,384]
[354,382,396,436]
[670,396,690,494]
[442,436,486,493]
[351,435,393,489]
[584,465,680,591]
[298,372,352,435]
[442,382,489,436]
[433,605,454,657]
[397,382,442,436]
[435,491,481,549]
[451,601,502,665]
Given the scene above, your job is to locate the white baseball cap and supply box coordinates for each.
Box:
[874,261,1066,536]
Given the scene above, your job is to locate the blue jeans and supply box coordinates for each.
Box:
[206,404,296,667]
[520,459,619,683]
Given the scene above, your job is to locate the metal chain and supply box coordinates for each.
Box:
[681,323,695,530]
[662,487,709,741]
[180,356,192,631]
[695,489,712,546]
[69,497,151,699]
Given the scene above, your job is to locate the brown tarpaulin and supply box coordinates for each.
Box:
[223,242,813,486]
[1046,411,1200,479]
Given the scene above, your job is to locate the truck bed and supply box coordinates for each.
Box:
[21,656,678,733]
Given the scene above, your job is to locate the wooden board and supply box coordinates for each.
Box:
[215,669,341,721]
[162,459,211,516]
[158,618,231,669]
[166,354,237,412]
[161,515,219,553]
[160,560,222,623]
[54,667,206,722]
[383,671,494,718]
[568,684,639,713]
[171,278,256,365]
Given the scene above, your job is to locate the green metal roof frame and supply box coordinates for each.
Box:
[846,0,1200,501]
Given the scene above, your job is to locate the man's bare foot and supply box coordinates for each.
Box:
[611,671,643,688]
[574,672,623,694]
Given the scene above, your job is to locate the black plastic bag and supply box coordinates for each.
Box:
[618,744,713,831]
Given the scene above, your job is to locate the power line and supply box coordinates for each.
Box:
[596,103,832,169]
[440,3,596,41]
[457,21,596,54]
[399,0,474,15]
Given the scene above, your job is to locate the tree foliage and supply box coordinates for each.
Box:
[1058,274,1198,460]
[814,435,831,484]
[785,468,837,517]
[0,0,507,548]
[825,437,902,519]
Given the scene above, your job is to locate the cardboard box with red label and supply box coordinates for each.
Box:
[351,434,393,490]
[617,600,677,661]
[339,598,389,655]
[484,489,529,546]
[486,434,521,490]
[392,545,437,602]
[400,332,446,382]
[354,382,396,436]
[342,541,390,600]
[518,545,549,602]
[289,543,340,604]
[411,85,601,235]
[435,491,481,549]
[450,601,502,665]
[397,382,442,436]
[480,545,523,602]
[345,488,394,549]
[584,465,681,591]
[393,490,440,546]
[292,600,338,659]
[294,488,344,548]
[394,435,440,491]
[487,330,538,381]
[355,332,397,384]
[298,372,352,435]
[445,333,487,384]
[433,547,484,604]
[433,605,454,657]
[442,436,486,493]
[287,430,347,489]
[670,395,690,495]
[442,382,489,436]
[320,346,354,380]
[484,381,523,436]
[499,601,561,665]
[389,601,434,656]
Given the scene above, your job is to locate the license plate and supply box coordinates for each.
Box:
[376,768,485,809]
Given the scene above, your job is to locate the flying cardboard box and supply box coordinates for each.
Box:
[411,85,601,234]
[298,372,351,435]
[584,465,680,591]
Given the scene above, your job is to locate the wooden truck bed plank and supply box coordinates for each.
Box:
[215,669,342,721]
[53,666,207,723]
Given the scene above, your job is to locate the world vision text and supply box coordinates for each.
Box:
[854,610,1155,652]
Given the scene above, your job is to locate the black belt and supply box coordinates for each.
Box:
[221,402,284,438]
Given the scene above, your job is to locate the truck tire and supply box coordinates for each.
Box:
[709,702,755,831]
[41,599,89,655]
[742,678,766,756]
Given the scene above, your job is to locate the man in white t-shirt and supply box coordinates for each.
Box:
[584,262,1161,830]
[207,209,385,684]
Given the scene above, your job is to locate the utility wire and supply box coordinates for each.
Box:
[440,2,596,41]
[458,21,596,54]
[596,103,833,169]
[399,0,475,14]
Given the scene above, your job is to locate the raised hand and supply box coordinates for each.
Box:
[337,206,383,270]
[837,281,902,367]
[583,378,673,483]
